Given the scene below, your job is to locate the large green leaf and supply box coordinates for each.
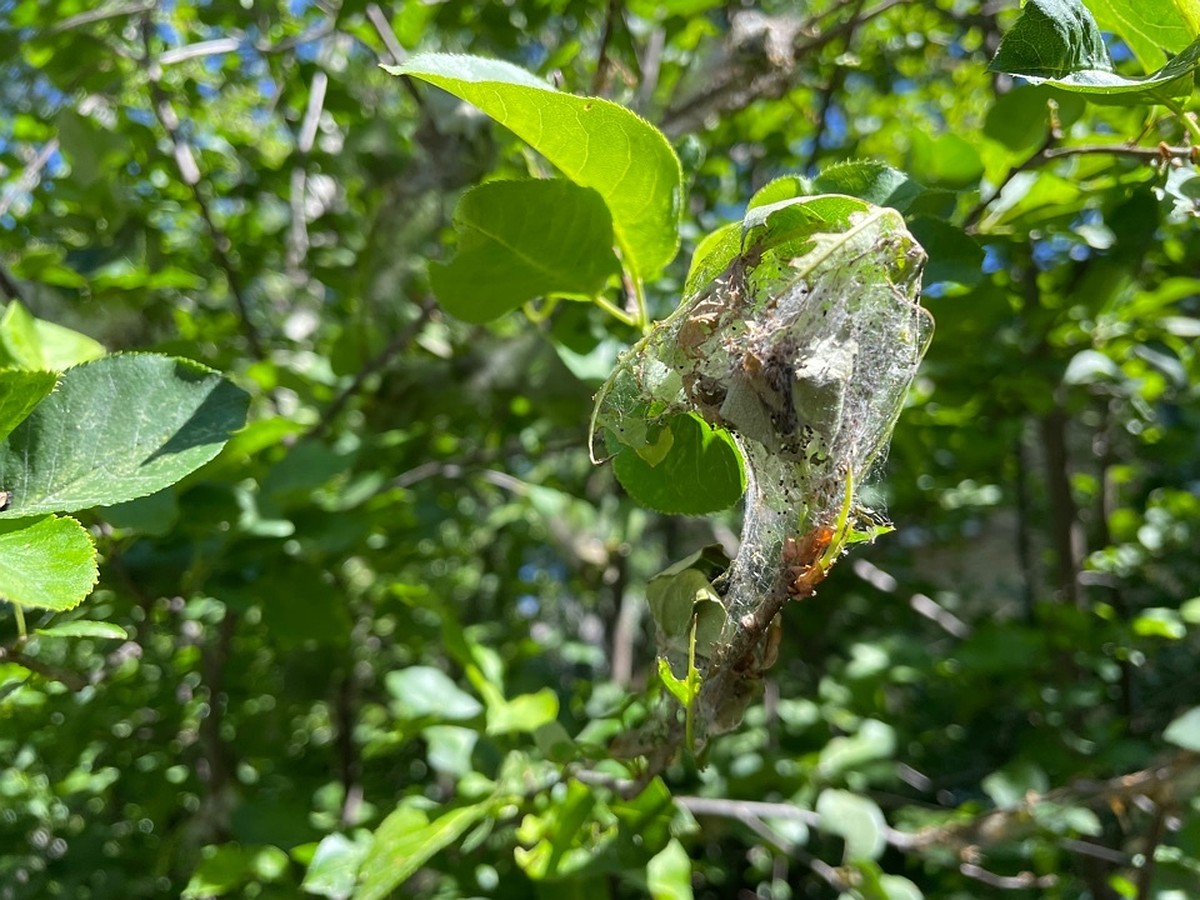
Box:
[386,53,682,278]
[0,369,57,444]
[1088,0,1197,70]
[989,0,1112,79]
[0,515,97,611]
[0,354,249,517]
[431,179,621,322]
[355,801,491,900]
[989,0,1200,99]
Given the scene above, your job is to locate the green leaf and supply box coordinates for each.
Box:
[683,222,741,298]
[989,0,1200,100]
[612,413,745,516]
[817,719,897,779]
[0,301,105,371]
[1132,607,1187,639]
[908,132,983,189]
[430,179,620,323]
[181,849,254,897]
[302,832,371,899]
[1164,706,1200,751]
[35,621,127,640]
[908,217,984,287]
[487,687,559,735]
[988,0,1112,80]
[0,369,57,444]
[386,666,484,721]
[0,354,249,518]
[387,53,682,278]
[816,789,887,862]
[646,839,693,900]
[812,161,925,212]
[1088,0,1196,70]
[356,801,491,900]
[0,515,97,612]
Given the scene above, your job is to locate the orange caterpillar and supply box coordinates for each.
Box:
[781,524,835,599]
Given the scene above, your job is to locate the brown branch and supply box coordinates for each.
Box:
[591,0,623,95]
[0,643,88,691]
[0,265,27,303]
[140,15,265,357]
[1135,803,1169,900]
[966,135,1192,231]
[307,298,436,439]
[661,0,909,137]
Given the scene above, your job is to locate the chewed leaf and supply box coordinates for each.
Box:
[431,179,621,322]
[387,53,683,279]
[612,413,745,516]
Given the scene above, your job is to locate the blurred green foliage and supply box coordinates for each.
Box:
[2,0,1200,898]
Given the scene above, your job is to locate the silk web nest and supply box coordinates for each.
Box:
[594,195,933,647]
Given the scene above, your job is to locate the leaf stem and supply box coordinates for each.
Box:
[595,294,639,328]
[13,603,26,642]
[523,296,560,323]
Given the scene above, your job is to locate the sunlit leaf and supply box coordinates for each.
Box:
[386,53,682,278]
[431,179,620,322]
[0,354,249,517]
[0,515,97,612]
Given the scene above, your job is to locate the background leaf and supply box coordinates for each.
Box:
[356,801,491,900]
[0,354,249,517]
[430,179,620,322]
[0,515,97,611]
[387,53,682,278]
[35,621,127,640]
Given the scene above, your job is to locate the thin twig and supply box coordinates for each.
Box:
[0,644,88,691]
[308,299,437,439]
[852,558,972,638]
[591,0,622,95]
[52,0,155,33]
[287,69,328,277]
[140,14,265,356]
[960,864,1057,890]
[0,139,60,220]
[159,37,241,65]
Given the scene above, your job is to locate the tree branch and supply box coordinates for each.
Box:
[308,298,437,440]
[140,15,265,357]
